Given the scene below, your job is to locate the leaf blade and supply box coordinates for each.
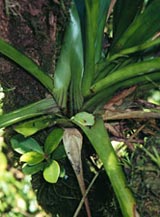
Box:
[44,128,64,155]
[90,58,160,95]
[20,151,44,165]
[43,160,60,183]
[0,39,54,93]
[74,118,138,217]
[14,115,55,137]
[111,0,160,53]
[0,98,58,128]
[22,162,44,175]
[11,134,44,154]
[54,3,84,111]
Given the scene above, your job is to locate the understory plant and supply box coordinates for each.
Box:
[1,0,160,216]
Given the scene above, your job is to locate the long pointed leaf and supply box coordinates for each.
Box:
[0,98,59,128]
[0,39,54,93]
[14,115,56,137]
[81,0,99,96]
[95,0,110,62]
[111,0,160,53]
[111,0,144,48]
[83,71,160,112]
[89,58,160,96]
[69,3,84,114]
[74,118,138,217]
[109,38,160,61]
[54,3,83,112]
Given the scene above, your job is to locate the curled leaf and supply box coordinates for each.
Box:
[63,128,83,175]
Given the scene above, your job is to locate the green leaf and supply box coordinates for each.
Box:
[20,151,44,165]
[14,115,55,137]
[22,162,44,175]
[59,167,66,178]
[75,118,138,217]
[44,128,64,155]
[82,0,99,96]
[79,0,110,95]
[0,38,54,93]
[69,3,84,114]
[112,0,144,48]
[71,112,95,126]
[52,144,66,160]
[54,3,83,111]
[43,160,60,183]
[82,86,116,112]
[0,152,7,171]
[0,97,59,128]
[11,134,44,154]
[90,57,160,96]
[111,0,160,53]
[95,0,111,62]
[109,38,160,62]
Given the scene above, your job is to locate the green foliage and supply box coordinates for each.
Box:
[0,98,58,128]
[74,118,137,217]
[53,3,84,112]
[11,129,65,184]
[20,151,45,165]
[111,0,160,53]
[0,159,46,216]
[44,128,64,154]
[123,135,160,216]
[11,135,44,154]
[72,112,95,126]
[0,39,54,94]
[22,163,45,175]
[0,0,160,216]
[43,160,60,183]
[14,116,55,137]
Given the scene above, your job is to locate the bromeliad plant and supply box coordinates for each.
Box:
[1,0,160,216]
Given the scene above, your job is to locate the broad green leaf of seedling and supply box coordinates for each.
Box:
[22,162,45,175]
[43,160,60,183]
[71,112,95,126]
[11,134,44,154]
[44,128,64,155]
[20,151,45,165]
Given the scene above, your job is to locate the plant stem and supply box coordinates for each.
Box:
[73,171,99,217]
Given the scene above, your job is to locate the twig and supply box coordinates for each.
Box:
[73,171,100,217]
[103,110,160,121]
